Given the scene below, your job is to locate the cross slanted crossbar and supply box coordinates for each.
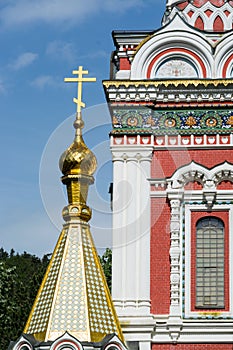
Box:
[64,66,96,114]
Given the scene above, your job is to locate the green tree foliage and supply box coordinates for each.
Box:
[99,248,112,291]
[0,248,50,349]
[0,247,112,349]
[0,262,19,349]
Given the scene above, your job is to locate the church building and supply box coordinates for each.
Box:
[104,0,233,348]
[8,1,233,349]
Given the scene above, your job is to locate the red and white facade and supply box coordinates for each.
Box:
[104,0,233,349]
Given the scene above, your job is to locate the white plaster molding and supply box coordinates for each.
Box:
[50,333,82,350]
[164,2,233,34]
[111,147,153,163]
[152,318,233,343]
[166,316,183,343]
[168,162,209,189]
[119,315,155,342]
[182,2,233,32]
[168,161,233,190]
[105,84,233,104]
[151,161,233,208]
[111,147,153,317]
[130,16,213,80]
[110,135,233,150]
[12,335,33,350]
[150,162,233,203]
[202,190,216,208]
[167,192,184,323]
[116,70,131,80]
[215,32,233,78]
[166,0,180,7]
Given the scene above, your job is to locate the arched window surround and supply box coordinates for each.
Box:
[130,21,213,80]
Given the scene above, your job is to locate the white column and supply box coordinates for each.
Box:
[125,155,138,304]
[112,153,125,306]
[111,147,153,316]
[137,153,151,311]
[139,341,151,350]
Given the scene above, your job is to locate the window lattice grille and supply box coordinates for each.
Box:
[195,217,225,309]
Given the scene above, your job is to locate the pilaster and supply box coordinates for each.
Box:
[111,146,153,317]
[167,191,184,342]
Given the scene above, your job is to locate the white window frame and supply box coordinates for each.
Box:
[184,203,233,318]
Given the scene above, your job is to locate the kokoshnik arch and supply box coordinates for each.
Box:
[103,0,233,348]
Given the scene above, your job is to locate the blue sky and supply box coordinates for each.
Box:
[0,0,166,257]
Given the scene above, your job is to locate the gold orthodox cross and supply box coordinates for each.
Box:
[64,66,96,114]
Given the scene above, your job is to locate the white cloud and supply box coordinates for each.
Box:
[46,40,76,63]
[103,0,144,12]
[31,75,57,89]
[46,41,108,64]
[10,52,38,70]
[79,50,108,60]
[0,0,145,27]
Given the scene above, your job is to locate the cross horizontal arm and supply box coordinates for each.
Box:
[72,69,89,75]
[64,66,96,115]
[64,78,96,83]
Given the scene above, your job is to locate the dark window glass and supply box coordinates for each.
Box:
[195,217,225,309]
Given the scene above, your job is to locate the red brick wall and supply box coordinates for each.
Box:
[150,148,233,315]
[217,181,233,190]
[152,149,233,178]
[151,198,170,314]
[119,57,131,70]
[150,148,233,316]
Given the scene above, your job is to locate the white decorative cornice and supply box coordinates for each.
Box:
[169,161,233,189]
[111,147,153,163]
[104,80,233,104]
[151,161,233,206]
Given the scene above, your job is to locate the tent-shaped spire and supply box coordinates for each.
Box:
[23,67,124,344]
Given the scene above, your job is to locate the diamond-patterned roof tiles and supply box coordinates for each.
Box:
[24,223,123,343]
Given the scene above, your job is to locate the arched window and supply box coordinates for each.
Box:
[195,217,225,309]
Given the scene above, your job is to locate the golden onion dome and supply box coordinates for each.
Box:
[59,134,97,176]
